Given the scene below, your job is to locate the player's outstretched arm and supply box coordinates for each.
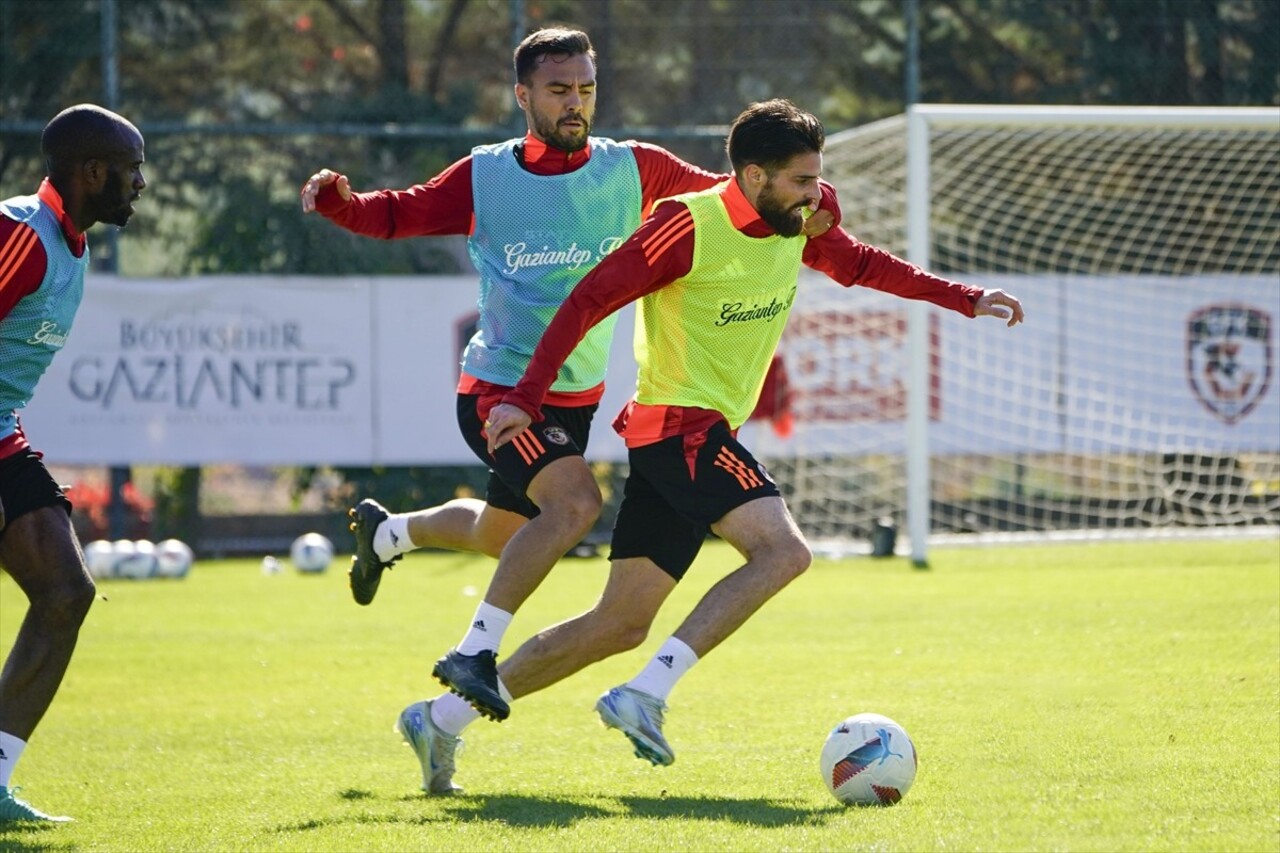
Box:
[300,169,351,213]
[973,288,1025,327]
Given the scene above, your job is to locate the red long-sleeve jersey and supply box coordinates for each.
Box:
[314,132,726,240]
[502,178,983,446]
[313,132,729,404]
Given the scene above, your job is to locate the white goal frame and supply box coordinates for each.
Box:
[902,105,1280,565]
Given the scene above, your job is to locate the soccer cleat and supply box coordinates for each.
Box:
[595,685,675,766]
[347,498,401,606]
[432,649,509,721]
[0,787,72,823]
[395,701,463,795]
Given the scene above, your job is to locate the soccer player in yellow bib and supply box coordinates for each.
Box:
[482,98,1024,769]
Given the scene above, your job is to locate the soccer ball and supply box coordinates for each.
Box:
[83,539,117,579]
[290,532,334,574]
[820,713,918,806]
[115,540,159,580]
[155,539,194,578]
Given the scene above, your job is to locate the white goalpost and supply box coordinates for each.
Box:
[751,105,1280,564]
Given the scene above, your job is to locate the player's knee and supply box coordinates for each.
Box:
[40,571,96,627]
[548,489,602,536]
[772,535,812,582]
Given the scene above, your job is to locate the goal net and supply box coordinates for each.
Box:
[749,106,1280,561]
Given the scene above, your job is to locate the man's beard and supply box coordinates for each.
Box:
[93,167,136,227]
[532,109,591,153]
[756,182,807,237]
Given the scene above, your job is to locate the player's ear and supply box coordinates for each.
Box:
[514,83,529,111]
[81,158,107,191]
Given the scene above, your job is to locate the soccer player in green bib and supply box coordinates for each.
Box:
[482,99,1024,770]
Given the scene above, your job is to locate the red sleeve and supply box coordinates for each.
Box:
[802,184,979,316]
[631,142,727,214]
[503,199,697,418]
[0,218,47,321]
[314,155,476,238]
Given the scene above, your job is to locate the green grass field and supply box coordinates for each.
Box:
[1,537,1277,852]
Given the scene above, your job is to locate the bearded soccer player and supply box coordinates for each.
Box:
[0,104,147,822]
[481,99,1024,770]
[301,28,834,794]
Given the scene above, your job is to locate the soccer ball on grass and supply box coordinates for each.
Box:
[290,532,334,574]
[155,539,194,578]
[819,712,917,806]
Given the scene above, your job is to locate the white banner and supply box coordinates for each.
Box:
[21,273,1275,465]
[19,276,638,465]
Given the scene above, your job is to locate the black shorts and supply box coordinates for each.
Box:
[457,393,597,519]
[0,448,72,540]
[610,422,780,580]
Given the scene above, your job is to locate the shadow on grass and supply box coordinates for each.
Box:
[0,820,63,853]
[273,790,844,834]
[616,794,843,826]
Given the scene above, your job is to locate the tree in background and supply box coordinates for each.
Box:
[3,0,1275,276]
[2,0,1275,541]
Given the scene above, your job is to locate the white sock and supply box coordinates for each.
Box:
[430,693,480,736]
[430,679,513,737]
[455,601,513,656]
[0,732,26,789]
[373,514,414,562]
[626,637,698,702]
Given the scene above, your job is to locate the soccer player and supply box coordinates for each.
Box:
[301,27,833,790]
[0,104,147,822]
[479,99,1025,770]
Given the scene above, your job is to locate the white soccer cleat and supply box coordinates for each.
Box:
[395,700,463,795]
[0,786,72,823]
[595,685,675,766]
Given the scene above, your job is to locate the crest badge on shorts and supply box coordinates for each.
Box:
[1186,304,1272,425]
[542,426,570,446]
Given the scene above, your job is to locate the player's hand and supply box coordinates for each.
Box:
[300,169,351,213]
[802,208,835,239]
[974,288,1025,327]
[485,403,533,454]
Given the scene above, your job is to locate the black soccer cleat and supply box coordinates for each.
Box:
[347,498,400,606]
[432,648,510,721]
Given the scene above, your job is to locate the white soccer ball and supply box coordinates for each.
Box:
[820,713,918,806]
[116,540,160,580]
[155,539,194,578]
[83,539,116,579]
[290,532,334,574]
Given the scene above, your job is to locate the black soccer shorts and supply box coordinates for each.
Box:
[610,421,780,580]
[456,392,597,519]
[0,448,73,540]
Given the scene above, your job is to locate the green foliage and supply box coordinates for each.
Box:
[149,465,202,543]
[5,0,1277,276]
[1,538,1276,850]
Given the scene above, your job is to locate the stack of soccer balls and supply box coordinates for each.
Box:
[820,713,918,806]
[83,538,194,580]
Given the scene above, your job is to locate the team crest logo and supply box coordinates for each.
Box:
[541,426,570,446]
[1187,304,1272,425]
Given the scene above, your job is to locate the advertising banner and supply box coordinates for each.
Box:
[19,276,638,465]
[19,273,1274,465]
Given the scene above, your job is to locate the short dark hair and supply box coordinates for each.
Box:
[513,27,595,85]
[42,104,141,178]
[726,99,825,175]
